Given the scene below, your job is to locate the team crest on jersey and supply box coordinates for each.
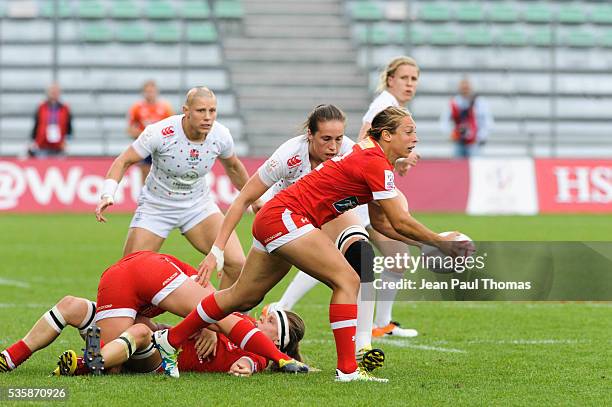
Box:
[384,170,395,191]
[189,149,199,161]
[287,154,302,168]
[161,126,175,137]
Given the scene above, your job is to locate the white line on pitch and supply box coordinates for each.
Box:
[302,338,467,353]
[0,303,48,308]
[373,338,467,353]
[465,339,589,345]
[0,278,30,288]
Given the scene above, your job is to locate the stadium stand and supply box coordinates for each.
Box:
[222,0,369,155]
[349,0,612,157]
[0,0,244,156]
[1,0,612,158]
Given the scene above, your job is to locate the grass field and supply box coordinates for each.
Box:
[0,213,610,406]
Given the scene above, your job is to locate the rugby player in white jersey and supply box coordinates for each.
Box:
[200,104,385,373]
[279,57,423,338]
[95,87,249,289]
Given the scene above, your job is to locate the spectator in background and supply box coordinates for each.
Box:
[127,80,174,183]
[29,83,72,158]
[440,77,494,158]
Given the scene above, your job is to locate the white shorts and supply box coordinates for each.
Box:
[129,195,221,238]
[355,204,371,228]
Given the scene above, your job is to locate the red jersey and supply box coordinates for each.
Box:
[178,314,268,373]
[128,100,174,132]
[272,137,398,227]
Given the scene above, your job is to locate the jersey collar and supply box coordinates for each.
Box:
[368,136,394,167]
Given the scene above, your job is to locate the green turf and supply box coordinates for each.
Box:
[0,214,610,406]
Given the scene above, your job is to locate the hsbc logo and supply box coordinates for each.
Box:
[554,166,612,203]
[161,126,175,137]
[287,155,302,168]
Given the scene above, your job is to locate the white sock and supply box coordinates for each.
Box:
[374,270,403,327]
[355,282,375,351]
[277,271,319,310]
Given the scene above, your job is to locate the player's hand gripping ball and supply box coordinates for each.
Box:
[421,231,475,274]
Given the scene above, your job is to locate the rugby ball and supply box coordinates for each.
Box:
[420,231,473,274]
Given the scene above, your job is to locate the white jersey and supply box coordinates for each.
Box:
[132,114,234,208]
[258,135,355,201]
[362,90,400,124]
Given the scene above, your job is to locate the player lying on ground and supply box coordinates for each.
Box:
[96,87,249,289]
[59,308,305,377]
[0,251,307,377]
[153,107,471,383]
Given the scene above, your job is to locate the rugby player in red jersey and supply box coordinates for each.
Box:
[154,107,471,382]
[55,307,304,377]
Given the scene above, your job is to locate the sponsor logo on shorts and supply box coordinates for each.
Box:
[162,271,179,286]
[287,154,302,168]
[161,126,175,137]
[384,170,395,191]
[97,304,113,311]
[264,232,283,244]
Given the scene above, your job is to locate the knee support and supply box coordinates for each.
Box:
[43,306,66,334]
[112,332,137,360]
[78,301,97,338]
[131,343,156,360]
[344,240,376,283]
[335,225,369,253]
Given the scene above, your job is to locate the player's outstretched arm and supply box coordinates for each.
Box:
[95,146,143,222]
[368,202,420,247]
[197,174,269,286]
[378,197,468,257]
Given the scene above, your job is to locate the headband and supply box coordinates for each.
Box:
[274,309,291,352]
